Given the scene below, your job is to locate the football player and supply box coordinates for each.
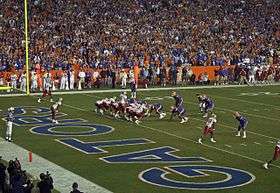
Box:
[148,103,166,119]
[5,107,15,142]
[170,105,188,123]
[120,91,128,103]
[234,112,248,138]
[202,95,215,118]
[50,98,63,124]
[198,113,217,144]
[171,91,183,108]
[263,140,280,169]
[196,94,205,113]
[38,73,53,103]
[171,91,188,123]
[130,80,137,98]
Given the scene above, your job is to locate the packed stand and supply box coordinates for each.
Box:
[0,0,280,91]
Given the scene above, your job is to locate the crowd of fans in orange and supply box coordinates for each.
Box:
[0,0,280,91]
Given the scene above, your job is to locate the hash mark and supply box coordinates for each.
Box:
[225,144,232,148]
[240,143,247,147]
[254,142,261,145]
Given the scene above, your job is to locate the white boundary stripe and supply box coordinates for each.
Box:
[268,141,275,144]
[1,83,280,97]
[209,93,280,110]
[0,138,113,193]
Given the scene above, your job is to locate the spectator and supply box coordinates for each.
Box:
[0,157,7,193]
[70,182,83,193]
[37,172,53,193]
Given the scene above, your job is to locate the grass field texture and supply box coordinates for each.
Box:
[0,85,280,193]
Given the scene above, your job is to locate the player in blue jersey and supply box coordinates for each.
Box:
[234,112,248,138]
[170,105,188,123]
[5,107,15,142]
[130,80,137,98]
[202,96,215,118]
[148,103,166,119]
[171,91,183,108]
[171,91,188,123]
[196,94,205,113]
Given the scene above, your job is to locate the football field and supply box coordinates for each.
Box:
[1,85,280,193]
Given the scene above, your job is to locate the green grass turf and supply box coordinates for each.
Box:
[0,85,280,193]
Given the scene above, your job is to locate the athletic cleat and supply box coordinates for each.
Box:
[180,119,186,124]
[50,98,53,103]
[210,138,216,143]
[198,138,202,144]
[135,120,140,125]
[159,113,166,119]
[263,163,268,169]
[37,98,41,103]
[242,135,246,139]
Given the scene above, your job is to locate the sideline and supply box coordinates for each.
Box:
[1,83,280,97]
[0,138,113,193]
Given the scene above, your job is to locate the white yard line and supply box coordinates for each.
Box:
[267,141,275,144]
[0,138,112,193]
[62,102,280,169]
[1,83,280,97]
[209,94,280,110]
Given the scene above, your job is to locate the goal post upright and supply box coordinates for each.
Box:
[24,0,30,95]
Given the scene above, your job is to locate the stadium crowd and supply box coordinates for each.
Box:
[0,0,280,91]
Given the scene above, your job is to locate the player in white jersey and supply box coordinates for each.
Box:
[5,107,15,142]
[50,98,63,124]
[198,114,217,144]
[120,92,128,103]
[30,71,38,92]
[38,73,53,103]
[19,73,27,92]
[10,73,17,90]
[263,140,280,169]
[69,70,75,90]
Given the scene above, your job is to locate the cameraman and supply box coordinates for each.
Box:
[37,172,53,193]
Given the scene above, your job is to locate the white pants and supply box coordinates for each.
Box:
[31,80,38,91]
[60,78,66,90]
[11,80,17,89]
[248,75,255,83]
[70,79,75,90]
[6,121,12,138]
[20,81,26,92]
[121,79,127,88]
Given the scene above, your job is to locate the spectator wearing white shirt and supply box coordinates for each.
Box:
[78,69,86,90]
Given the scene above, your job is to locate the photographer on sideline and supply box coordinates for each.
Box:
[70,182,83,193]
[37,172,53,193]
